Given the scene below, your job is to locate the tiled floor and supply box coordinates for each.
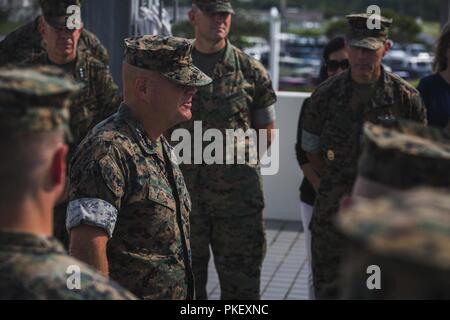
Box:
[207,220,311,300]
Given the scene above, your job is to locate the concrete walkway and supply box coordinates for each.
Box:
[207,220,310,300]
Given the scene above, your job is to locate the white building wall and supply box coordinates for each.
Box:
[262,91,310,222]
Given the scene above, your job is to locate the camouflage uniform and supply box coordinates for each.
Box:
[337,188,450,299]
[172,0,277,300]
[0,0,109,66]
[24,48,120,149]
[301,14,427,299]
[15,1,120,248]
[356,120,450,192]
[23,45,119,252]
[0,65,135,300]
[67,36,212,300]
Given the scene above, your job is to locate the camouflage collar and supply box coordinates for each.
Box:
[345,66,395,110]
[117,103,160,157]
[0,229,65,255]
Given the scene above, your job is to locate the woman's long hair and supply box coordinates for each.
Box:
[318,36,346,84]
[433,22,450,73]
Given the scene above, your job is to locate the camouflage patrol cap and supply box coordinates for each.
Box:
[39,0,83,30]
[358,120,450,189]
[338,188,450,271]
[346,13,393,50]
[192,0,235,14]
[124,35,212,87]
[0,66,81,137]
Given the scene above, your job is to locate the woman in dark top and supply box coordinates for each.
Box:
[418,22,450,128]
[295,36,349,300]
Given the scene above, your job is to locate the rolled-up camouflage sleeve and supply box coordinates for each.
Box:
[67,143,125,238]
[302,89,328,154]
[251,60,278,111]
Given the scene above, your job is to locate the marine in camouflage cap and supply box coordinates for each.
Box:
[346,13,393,51]
[192,0,235,14]
[124,35,212,87]
[0,65,80,137]
[354,120,450,194]
[39,0,83,31]
[338,188,450,299]
[0,66,136,300]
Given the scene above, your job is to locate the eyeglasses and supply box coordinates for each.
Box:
[326,59,350,72]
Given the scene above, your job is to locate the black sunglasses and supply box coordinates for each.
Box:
[326,59,350,72]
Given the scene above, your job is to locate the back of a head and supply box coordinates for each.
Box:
[353,120,450,199]
[0,66,80,208]
[338,188,450,299]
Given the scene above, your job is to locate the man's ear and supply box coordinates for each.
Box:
[38,16,46,36]
[50,144,68,188]
[383,40,393,57]
[188,9,196,26]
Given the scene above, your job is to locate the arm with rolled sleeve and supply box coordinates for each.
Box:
[67,143,125,277]
[250,60,278,151]
[302,90,328,175]
[296,98,321,192]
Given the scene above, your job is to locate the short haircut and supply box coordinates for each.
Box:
[0,130,64,206]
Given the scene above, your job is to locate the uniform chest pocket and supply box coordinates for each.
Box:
[145,176,177,212]
[321,110,356,166]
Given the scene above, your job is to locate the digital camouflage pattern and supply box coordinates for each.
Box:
[302,68,427,299]
[0,18,109,67]
[68,104,195,300]
[24,48,120,148]
[338,188,450,299]
[22,46,119,249]
[172,40,276,299]
[0,230,137,300]
[346,13,393,51]
[124,35,212,87]
[190,213,267,300]
[192,0,235,14]
[0,65,80,135]
[358,120,450,189]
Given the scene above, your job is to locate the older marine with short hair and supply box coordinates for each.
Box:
[67,35,212,300]
[301,13,427,299]
[23,0,120,149]
[0,0,109,66]
[0,66,135,300]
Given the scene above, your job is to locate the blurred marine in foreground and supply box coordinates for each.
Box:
[0,66,135,300]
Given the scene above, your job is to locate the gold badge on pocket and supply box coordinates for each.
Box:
[327,150,335,161]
